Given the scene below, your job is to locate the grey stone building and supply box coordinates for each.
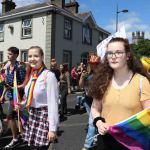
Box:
[132,31,145,45]
[0,0,110,68]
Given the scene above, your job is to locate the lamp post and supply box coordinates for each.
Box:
[116,5,128,31]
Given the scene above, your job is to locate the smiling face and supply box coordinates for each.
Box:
[106,41,129,71]
[28,47,43,69]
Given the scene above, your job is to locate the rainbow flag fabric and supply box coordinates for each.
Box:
[13,71,21,107]
[13,71,29,125]
[108,108,150,150]
[20,109,29,125]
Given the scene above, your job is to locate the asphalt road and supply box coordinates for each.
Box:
[0,93,89,150]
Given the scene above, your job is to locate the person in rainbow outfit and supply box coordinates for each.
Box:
[18,46,59,150]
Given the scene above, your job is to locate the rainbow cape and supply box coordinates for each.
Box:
[108,108,150,150]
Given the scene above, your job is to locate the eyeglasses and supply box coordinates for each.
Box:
[106,51,126,58]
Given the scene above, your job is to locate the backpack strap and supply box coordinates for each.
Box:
[139,76,144,97]
[43,70,50,86]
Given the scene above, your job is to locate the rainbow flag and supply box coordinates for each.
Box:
[13,71,29,125]
[13,71,21,107]
[108,108,150,150]
[20,109,29,125]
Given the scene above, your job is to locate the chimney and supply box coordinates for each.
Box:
[65,0,79,14]
[51,0,65,8]
[1,0,16,14]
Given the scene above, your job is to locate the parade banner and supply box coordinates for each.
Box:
[109,107,150,150]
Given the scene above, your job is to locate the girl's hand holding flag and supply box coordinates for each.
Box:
[15,101,25,111]
[96,120,109,135]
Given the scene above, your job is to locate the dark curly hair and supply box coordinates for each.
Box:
[89,37,149,100]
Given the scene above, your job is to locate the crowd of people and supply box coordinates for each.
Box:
[0,37,150,150]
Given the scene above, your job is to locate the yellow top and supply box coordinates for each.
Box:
[101,73,150,125]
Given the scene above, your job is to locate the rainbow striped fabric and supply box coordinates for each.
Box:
[20,109,29,125]
[25,65,45,108]
[13,71,21,107]
[13,71,29,125]
[108,108,150,150]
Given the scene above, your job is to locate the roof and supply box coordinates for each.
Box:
[0,2,110,34]
[77,11,110,34]
[0,3,50,17]
[77,12,89,20]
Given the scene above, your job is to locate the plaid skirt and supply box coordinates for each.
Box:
[22,107,49,146]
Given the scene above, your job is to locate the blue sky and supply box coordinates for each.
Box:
[1,0,150,40]
[77,0,150,40]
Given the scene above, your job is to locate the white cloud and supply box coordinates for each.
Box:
[15,0,46,7]
[105,11,150,41]
[0,0,47,12]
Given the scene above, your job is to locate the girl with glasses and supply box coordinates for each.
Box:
[90,37,150,150]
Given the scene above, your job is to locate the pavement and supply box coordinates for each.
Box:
[0,93,89,150]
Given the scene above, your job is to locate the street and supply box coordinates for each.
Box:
[0,93,89,150]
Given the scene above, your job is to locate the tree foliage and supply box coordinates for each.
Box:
[132,39,150,58]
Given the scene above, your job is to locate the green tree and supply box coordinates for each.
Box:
[132,39,150,58]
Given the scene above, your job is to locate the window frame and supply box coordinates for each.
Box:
[0,51,3,62]
[99,32,103,43]
[21,50,28,62]
[82,24,92,45]
[21,18,32,39]
[0,24,4,42]
[63,50,72,69]
[64,18,72,40]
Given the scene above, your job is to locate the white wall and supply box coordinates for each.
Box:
[0,13,47,61]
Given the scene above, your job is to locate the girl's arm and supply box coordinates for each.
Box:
[91,99,109,135]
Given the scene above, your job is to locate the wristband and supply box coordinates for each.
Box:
[93,116,105,128]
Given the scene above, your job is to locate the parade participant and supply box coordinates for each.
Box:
[0,62,6,136]
[90,37,150,150]
[81,54,100,150]
[59,64,71,120]
[50,58,60,82]
[18,46,59,150]
[0,47,26,149]
[71,66,78,92]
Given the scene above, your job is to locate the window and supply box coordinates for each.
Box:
[64,18,72,39]
[22,19,32,38]
[82,25,92,45]
[81,52,88,66]
[0,52,3,62]
[63,50,72,69]
[0,24,4,41]
[103,34,108,39]
[21,50,28,62]
[99,32,103,42]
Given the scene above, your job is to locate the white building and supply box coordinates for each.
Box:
[0,0,110,68]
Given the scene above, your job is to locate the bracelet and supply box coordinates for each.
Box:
[93,116,105,128]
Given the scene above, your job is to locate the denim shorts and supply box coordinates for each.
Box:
[6,100,17,120]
